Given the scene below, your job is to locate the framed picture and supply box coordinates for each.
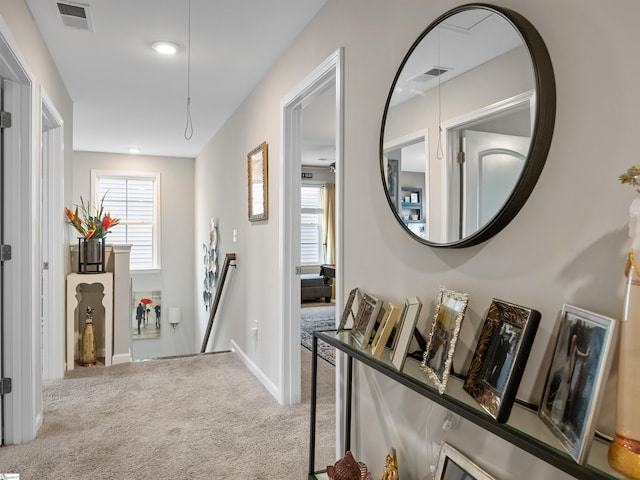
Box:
[371,302,401,358]
[248,141,268,221]
[386,158,399,211]
[338,287,359,331]
[420,286,469,394]
[434,443,495,480]
[410,192,419,203]
[350,292,382,348]
[539,304,618,464]
[463,299,541,423]
[132,290,162,339]
[390,297,422,371]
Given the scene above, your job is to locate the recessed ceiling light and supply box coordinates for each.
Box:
[151,41,179,55]
[128,147,141,154]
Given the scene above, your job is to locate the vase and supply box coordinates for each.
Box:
[78,237,105,273]
[80,307,97,366]
[609,200,640,479]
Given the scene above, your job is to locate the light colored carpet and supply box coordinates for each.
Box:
[0,349,335,479]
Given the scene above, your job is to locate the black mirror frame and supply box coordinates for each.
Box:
[379,3,556,248]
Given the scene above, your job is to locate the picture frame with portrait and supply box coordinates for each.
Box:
[420,286,469,394]
[350,292,383,348]
[463,299,541,423]
[434,443,495,480]
[538,304,618,464]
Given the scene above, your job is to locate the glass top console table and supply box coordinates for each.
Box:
[308,330,622,480]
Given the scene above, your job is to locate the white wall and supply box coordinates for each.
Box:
[195,0,639,478]
[72,151,196,359]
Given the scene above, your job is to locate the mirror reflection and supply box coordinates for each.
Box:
[381,5,551,246]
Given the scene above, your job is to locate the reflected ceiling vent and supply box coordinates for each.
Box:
[56,1,94,31]
[408,66,452,83]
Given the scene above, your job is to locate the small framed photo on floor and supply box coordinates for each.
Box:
[538,304,618,464]
[420,286,469,394]
[463,299,540,423]
[390,297,422,371]
[434,442,495,480]
[350,292,382,348]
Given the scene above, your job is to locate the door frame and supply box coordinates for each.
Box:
[0,15,38,444]
[40,88,65,382]
[280,47,344,404]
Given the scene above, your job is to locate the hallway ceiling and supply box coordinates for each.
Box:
[25,0,326,158]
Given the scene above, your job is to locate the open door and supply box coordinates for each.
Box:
[281,48,343,407]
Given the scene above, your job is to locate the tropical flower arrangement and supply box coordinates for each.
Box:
[619,165,640,192]
[65,194,120,240]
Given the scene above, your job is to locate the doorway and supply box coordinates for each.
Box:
[280,48,344,408]
[40,90,65,382]
[0,16,38,444]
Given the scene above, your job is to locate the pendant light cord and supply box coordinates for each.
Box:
[184,0,193,140]
[436,26,444,160]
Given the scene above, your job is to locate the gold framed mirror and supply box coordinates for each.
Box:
[248,141,268,222]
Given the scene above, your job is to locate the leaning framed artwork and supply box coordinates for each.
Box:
[538,304,618,464]
[390,297,422,371]
[371,302,401,358]
[132,290,162,339]
[350,292,382,348]
[338,287,359,331]
[463,299,541,423]
[247,141,268,222]
[420,286,469,394]
[434,443,495,480]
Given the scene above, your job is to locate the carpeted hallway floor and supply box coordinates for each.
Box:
[0,348,335,479]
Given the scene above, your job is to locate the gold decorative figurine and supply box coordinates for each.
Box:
[80,306,97,366]
[379,447,398,480]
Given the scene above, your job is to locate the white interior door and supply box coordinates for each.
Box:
[0,78,5,443]
[462,130,529,236]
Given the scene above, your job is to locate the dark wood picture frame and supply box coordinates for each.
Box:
[463,299,541,423]
[538,304,618,464]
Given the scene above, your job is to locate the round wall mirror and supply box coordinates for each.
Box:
[380,4,555,248]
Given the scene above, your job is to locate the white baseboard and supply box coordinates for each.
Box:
[229,339,280,402]
[111,353,131,365]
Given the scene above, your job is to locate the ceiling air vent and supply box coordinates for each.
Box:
[56,1,94,31]
[408,66,452,83]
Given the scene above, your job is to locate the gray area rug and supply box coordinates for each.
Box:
[0,349,335,479]
[301,305,337,366]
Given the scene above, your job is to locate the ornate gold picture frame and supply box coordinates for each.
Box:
[420,286,469,394]
[463,299,540,423]
[248,141,268,221]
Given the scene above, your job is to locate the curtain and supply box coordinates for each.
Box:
[322,183,335,265]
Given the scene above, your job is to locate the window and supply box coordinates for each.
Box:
[301,184,324,265]
[92,171,160,270]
